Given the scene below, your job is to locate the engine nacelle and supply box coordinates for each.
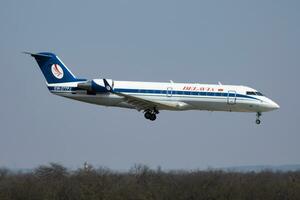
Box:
[77,79,113,93]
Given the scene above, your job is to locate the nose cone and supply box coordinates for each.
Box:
[272,101,280,109]
[258,97,280,112]
[267,99,280,110]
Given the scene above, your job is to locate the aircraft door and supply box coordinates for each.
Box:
[166,87,173,97]
[227,90,236,105]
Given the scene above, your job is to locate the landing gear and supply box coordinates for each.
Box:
[149,114,156,121]
[144,108,159,121]
[256,112,262,125]
[144,112,152,119]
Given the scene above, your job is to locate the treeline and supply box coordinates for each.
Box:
[0,163,300,200]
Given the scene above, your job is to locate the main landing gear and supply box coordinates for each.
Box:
[256,112,262,125]
[144,108,159,121]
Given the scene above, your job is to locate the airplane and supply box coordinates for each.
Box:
[26,52,279,124]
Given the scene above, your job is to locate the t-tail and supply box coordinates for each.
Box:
[25,52,86,84]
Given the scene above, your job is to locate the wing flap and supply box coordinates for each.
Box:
[115,92,189,111]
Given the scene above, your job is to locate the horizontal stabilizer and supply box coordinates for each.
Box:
[23,51,53,58]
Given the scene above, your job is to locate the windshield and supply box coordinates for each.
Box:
[246,91,264,96]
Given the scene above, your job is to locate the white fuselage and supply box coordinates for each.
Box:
[28,52,279,123]
[48,79,279,113]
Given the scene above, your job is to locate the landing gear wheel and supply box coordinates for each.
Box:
[255,112,262,125]
[144,108,158,121]
[149,114,156,121]
[144,112,151,119]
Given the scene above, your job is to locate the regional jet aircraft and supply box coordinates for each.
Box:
[26,52,279,124]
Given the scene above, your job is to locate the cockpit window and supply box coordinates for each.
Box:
[256,92,264,96]
[246,91,264,96]
[246,91,256,95]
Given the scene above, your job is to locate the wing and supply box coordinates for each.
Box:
[104,79,189,112]
[114,92,181,111]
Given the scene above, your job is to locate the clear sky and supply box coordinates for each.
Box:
[0,0,299,170]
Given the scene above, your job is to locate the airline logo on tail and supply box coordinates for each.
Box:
[51,64,64,79]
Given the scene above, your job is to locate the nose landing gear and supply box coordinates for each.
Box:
[144,108,159,121]
[256,112,262,124]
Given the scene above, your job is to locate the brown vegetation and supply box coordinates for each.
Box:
[0,163,300,200]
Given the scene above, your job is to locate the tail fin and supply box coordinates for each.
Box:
[26,52,85,84]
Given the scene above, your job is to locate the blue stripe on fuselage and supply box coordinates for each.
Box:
[114,88,258,100]
[48,86,259,100]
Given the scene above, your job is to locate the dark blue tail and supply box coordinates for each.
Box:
[28,52,85,84]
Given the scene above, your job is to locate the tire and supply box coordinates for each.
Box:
[149,114,156,121]
[256,119,261,124]
[144,112,151,119]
